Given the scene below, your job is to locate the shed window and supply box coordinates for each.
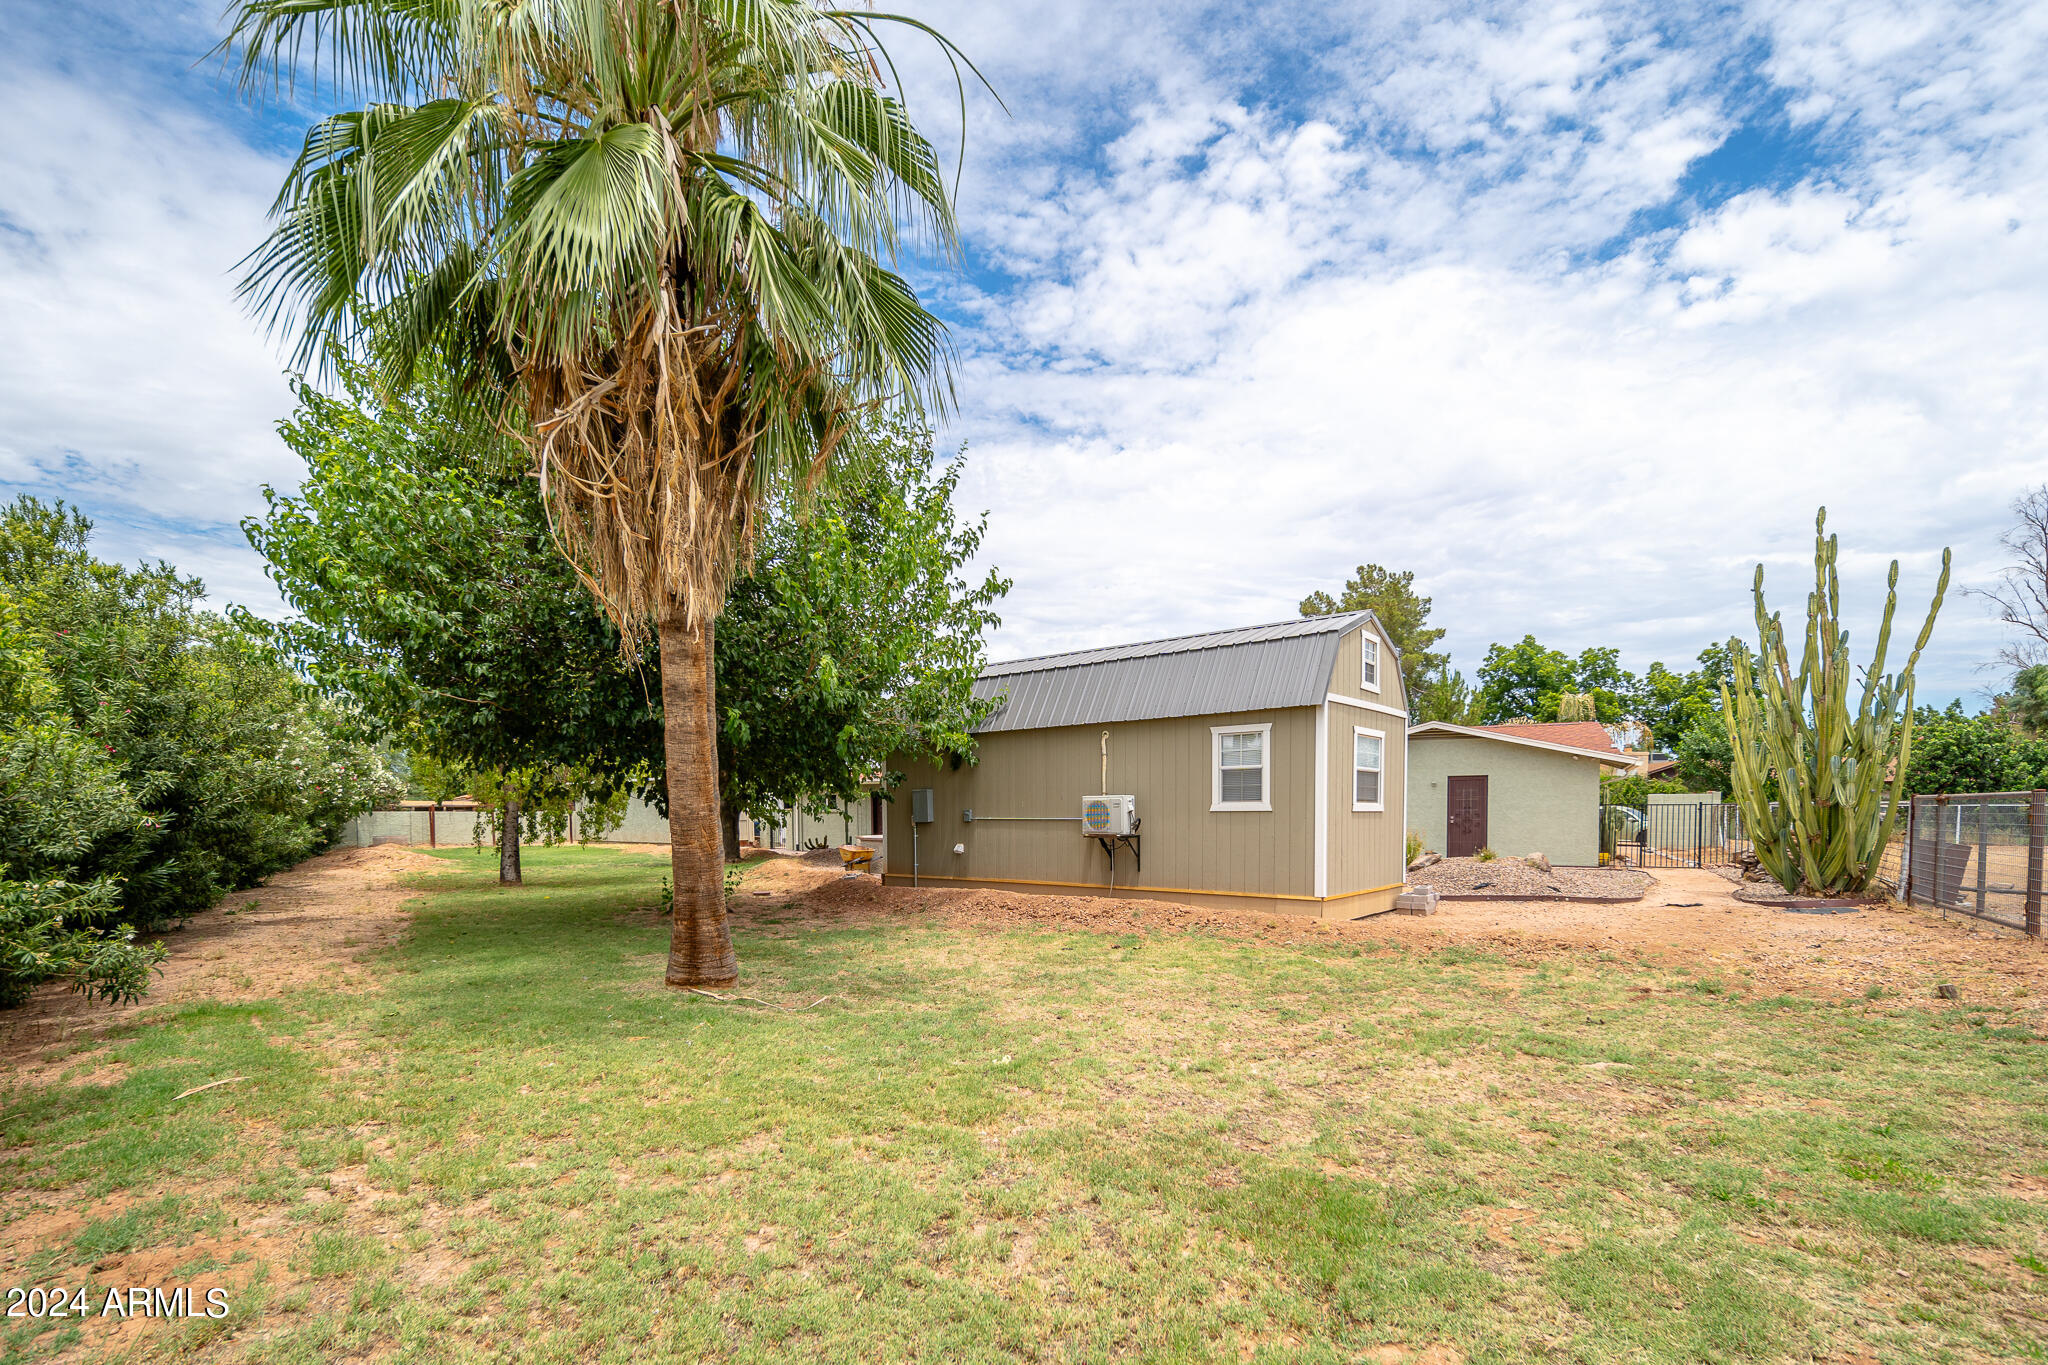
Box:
[1353,727,1385,811]
[1360,634,1381,692]
[1211,723,1273,811]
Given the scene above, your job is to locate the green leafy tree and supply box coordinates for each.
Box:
[0,599,164,1006]
[1636,645,1732,751]
[1475,637,1639,724]
[0,499,393,1006]
[2006,664,2048,738]
[714,414,1007,857]
[250,369,1006,875]
[1475,637,1572,722]
[1410,662,1483,724]
[1673,718,1738,796]
[1598,773,1686,806]
[244,353,663,885]
[227,0,984,988]
[1299,564,1449,708]
[1901,703,2048,794]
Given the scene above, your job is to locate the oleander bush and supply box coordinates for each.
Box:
[0,498,396,1005]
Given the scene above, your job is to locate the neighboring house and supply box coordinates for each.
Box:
[882,611,1410,918]
[1407,721,1638,866]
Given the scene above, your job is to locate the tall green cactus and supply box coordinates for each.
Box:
[1721,510,1949,895]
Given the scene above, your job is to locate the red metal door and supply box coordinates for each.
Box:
[1447,776,1488,858]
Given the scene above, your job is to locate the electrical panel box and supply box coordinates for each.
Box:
[910,788,935,824]
[1081,795,1136,837]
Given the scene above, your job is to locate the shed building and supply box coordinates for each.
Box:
[883,612,1410,918]
[1406,722,1637,866]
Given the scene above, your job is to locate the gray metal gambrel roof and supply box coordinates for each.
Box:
[972,610,1389,733]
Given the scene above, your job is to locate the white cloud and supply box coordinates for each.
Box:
[0,15,300,611]
[894,0,2048,704]
[5,0,2045,708]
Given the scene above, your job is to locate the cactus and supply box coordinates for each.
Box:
[1721,509,1949,894]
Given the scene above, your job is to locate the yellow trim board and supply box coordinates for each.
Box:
[882,872,1405,906]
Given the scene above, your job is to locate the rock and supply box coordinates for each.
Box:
[1408,850,1442,872]
[1935,983,1960,1000]
[1525,852,1552,873]
[1735,849,1775,883]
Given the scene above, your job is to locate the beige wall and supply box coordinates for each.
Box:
[1321,622,1409,909]
[1322,704,1408,903]
[883,619,1413,917]
[887,708,1318,902]
[1327,619,1405,710]
[1407,735,1603,865]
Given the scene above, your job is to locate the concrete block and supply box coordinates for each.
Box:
[1391,886,1439,916]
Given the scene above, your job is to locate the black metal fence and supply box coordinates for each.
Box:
[1598,799,1746,869]
[1900,791,2044,936]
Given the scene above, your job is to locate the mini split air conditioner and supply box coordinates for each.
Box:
[1081,795,1136,837]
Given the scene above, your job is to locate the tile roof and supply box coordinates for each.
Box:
[1475,721,1623,756]
[973,611,1389,733]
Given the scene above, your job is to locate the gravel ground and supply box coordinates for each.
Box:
[1707,864,1847,903]
[1408,856,1651,900]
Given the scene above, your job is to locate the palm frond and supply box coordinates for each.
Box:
[225,0,984,639]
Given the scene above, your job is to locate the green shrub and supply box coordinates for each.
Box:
[0,498,396,1006]
[1475,847,1497,863]
[0,876,165,1008]
[1405,829,1423,864]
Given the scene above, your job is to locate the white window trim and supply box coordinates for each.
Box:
[1359,631,1382,694]
[1352,725,1386,813]
[1326,691,1407,720]
[1211,722,1273,812]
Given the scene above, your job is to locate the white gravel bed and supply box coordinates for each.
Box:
[1409,856,1652,900]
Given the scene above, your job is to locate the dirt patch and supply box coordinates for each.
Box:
[711,858,2048,1018]
[1,843,439,1071]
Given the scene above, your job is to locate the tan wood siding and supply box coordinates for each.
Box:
[1326,620,1407,710]
[887,709,1317,898]
[1323,623,1410,899]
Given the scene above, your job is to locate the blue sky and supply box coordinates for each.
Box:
[3,0,2045,707]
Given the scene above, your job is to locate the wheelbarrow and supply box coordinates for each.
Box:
[837,843,876,874]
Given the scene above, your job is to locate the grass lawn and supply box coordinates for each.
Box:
[4,846,2045,1363]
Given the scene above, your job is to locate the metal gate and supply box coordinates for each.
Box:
[1597,800,1746,869]
[1900,791,2044,934]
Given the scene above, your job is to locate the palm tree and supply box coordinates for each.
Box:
[225,0,978,986]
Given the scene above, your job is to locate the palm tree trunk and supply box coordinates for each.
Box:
[660,610,738,987]
[499,794,522,885]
